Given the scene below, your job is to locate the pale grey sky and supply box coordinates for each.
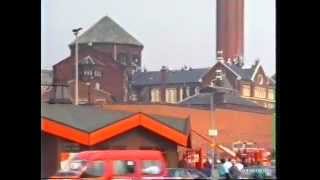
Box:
[41,0,275,76]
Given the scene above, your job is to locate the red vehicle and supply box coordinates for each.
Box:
[49,150,169,180]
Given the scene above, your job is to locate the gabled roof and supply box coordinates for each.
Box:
[41,103,133,133]
[41,103,190,146]
[132,68,210,86]
[54,48,125,69]
[79,56,105,66]
[70,16,143,47]
[225,63,255,81]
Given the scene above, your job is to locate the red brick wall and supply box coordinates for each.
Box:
[70,44,143,66]
[53,48,126,101]
[103,104,273,154]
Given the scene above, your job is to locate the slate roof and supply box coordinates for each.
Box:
[148,114,190,134]
[70,16,143,47]
[41,70,53,85]
[225,63,255,81]
[180,92,263,108]
[41,103,189,134]
[132,68,210,86]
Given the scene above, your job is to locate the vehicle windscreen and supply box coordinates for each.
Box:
[80,160,105,178]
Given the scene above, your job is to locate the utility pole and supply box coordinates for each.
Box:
[72,28,82,105]
[209,89,219,180]
[210,93,214,179]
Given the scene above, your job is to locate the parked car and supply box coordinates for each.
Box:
[168,168,210,179]
[49,150,169,180]
[239,166,276,179]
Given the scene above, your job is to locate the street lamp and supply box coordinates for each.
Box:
[208,89,218,180]
[73,27,82,105]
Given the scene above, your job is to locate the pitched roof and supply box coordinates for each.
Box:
[70,16,143,47]
[225,63,255,81]
[41,103,189,134]
[132,68,210,86]
[179,92,263,109]
[41,70,53,85]
[41,103,134,132]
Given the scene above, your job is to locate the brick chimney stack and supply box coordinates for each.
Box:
[216,0,244,62]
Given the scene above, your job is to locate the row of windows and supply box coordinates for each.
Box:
[82,70,102,77]
[150,86,200,104]
[241,85,274,100]
[72,159,162,178]
[117,53,140,65]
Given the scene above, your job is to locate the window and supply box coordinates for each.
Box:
[242,85,251,97]
[268,88,274,100]
[94,70,102,77]
[95,83,100,90]
[133,56,140,64]
[62,142,80,152]
[186,86,190,97]
[254,87,266,98]
[195,87,200,94]
[118,53,128,64]
[142,160,162,175]
[151,88,160,102]
[180,87,184,101]
[113,160,136,175]
[215,69,223,80]
[80,161,105,178]
[190,87,195,96]
[165,88,177,104]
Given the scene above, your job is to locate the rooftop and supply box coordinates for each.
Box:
[132,68,210,86]
[69,16,143,47]
[41,103,189,134]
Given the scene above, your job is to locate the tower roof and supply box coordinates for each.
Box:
[70,16,143,47]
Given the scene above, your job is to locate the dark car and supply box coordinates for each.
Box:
[168,168,210,179]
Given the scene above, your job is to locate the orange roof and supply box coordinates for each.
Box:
[42,112,190,147]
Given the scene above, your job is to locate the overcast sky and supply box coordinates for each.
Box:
[41,0,275,76]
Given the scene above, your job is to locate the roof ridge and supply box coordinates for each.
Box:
[70,16,143,46]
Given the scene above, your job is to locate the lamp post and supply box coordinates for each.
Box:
[72,27,82,105]
[208,89,219,180]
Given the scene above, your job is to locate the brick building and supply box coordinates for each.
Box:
[130,66,210,103]
[53,16,143,103]
[201,55,275,109]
